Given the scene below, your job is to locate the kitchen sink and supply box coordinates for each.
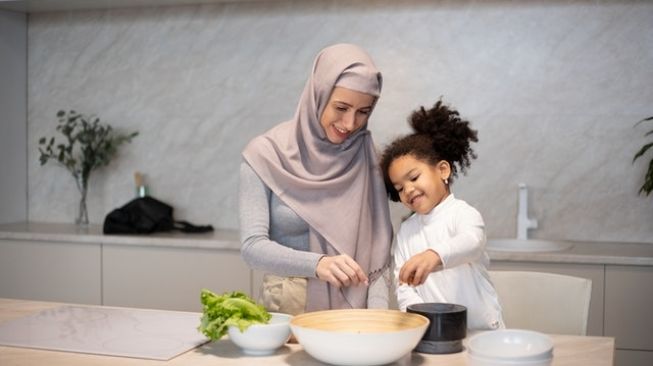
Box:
[486,239,573,252]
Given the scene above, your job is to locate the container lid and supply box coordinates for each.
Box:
[467,329,554,361]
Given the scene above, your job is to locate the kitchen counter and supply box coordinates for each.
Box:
[487,239,653,266]
[0,298,615,366]
[0,222,250,309]
[1,222,652,265]
[0,221,240,250]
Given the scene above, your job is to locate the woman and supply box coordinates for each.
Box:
[239,43,393,314]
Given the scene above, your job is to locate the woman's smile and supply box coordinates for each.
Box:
[320,87,375,144]
[332,125,351,139]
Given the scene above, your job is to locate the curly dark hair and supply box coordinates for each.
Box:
[380,99,478,202]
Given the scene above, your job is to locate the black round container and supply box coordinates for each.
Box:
[406,303,467,354]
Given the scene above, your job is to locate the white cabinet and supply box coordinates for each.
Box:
[490,261,605,336]
[614,350,653,366]
[0,239,101,304]
[491,260,653,366]
[0,229,251,312]
[102,245,252,312]
[252,269,265,302]
[605,265,653,352]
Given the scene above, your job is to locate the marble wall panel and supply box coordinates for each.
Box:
[27,0,653,243]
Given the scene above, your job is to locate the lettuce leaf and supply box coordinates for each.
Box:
[198,289,271,341]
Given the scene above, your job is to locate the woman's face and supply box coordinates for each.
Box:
[320,87,375,144]
[388,154,451,215]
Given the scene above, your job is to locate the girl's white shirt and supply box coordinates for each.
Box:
[394,194,505,330]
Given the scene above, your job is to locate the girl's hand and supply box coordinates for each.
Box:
[316,254,369,288]
[398,249,442,286]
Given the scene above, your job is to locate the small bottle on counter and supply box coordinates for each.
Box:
[134,171,150,198]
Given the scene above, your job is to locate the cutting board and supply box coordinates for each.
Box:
[0,304,209,360]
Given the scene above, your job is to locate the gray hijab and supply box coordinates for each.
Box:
[242,43,393,311]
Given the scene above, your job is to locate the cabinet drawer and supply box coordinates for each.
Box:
[605,265,653,351]
[102,245,251,312]
[0,239,101,304]
[614,349,653,366]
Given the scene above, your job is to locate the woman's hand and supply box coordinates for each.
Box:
[316,254,369,288]
[398,249,441,286]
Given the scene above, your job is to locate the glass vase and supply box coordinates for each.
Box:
[75,174,89,226]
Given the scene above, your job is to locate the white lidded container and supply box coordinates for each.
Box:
[467,329,553,366]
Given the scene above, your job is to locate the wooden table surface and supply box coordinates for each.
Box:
[0,298,614,366]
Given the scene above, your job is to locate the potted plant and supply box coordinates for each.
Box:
[633,116,653,196]
[38,110,138,225]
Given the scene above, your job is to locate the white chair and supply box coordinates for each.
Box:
[489,270,592,335]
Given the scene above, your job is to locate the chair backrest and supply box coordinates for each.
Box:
[488,270,592,335]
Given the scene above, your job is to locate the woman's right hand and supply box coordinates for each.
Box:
[316,254,369,288]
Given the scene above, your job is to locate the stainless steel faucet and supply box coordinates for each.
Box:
[517,183,538,240]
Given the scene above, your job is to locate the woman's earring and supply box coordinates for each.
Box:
[444,178,449,185]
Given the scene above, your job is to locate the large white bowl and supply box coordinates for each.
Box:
[467,329,553,366]
[227,312,291,356]
[290,309,429,366]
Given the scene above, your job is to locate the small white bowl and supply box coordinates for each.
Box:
[227,312,291,356]
[467,329,553,366]
[290,309,429,366]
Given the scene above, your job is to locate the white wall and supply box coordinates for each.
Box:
[26,0,653,243]
[0,10,27,224]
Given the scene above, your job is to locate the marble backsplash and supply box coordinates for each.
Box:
[27,0,653,243]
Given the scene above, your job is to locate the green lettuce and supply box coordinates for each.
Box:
[198,289,271,341]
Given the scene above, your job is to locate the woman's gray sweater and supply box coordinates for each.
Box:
[238,162,389,307]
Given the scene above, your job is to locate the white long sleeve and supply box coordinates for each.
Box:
[393,194,504,330]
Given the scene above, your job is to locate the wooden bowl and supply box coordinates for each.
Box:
[290,309,429,366]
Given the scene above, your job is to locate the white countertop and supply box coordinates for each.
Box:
[487,239,653,266]
[1,222,652,265]
[0,303,208,360]
[0,222,240,250]
[0,298,615,366]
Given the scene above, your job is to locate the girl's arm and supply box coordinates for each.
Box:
[433,205,485,269]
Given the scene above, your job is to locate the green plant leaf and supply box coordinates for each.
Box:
[633,142,653,162]
[635,116,653,126]
[37,110,138,184]
[639,158,653,196]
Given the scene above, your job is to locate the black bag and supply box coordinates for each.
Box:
[103,196,214,234]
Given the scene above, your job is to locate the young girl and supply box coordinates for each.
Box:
[380,100,504,330]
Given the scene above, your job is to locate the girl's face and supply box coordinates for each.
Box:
[320,87,375,144]
[388,154,451,215]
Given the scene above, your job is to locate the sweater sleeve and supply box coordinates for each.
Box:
[239,161,323,277]
[393,228,425,311]
[434,205,486,269]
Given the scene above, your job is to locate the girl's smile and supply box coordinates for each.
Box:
[388,154,451,215]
